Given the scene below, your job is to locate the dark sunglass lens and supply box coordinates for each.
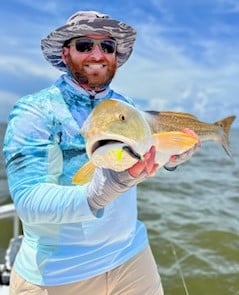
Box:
[100,40,116,54]
[75,40,94,52]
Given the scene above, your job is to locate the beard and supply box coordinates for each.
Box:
[65,55,117,90]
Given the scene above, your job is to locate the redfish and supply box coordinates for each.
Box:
[72,99,201,184]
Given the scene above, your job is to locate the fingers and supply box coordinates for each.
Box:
[128,146,158,178]
[148,163,159,176]
[128,159,146,178]
[182,128,198,139]
[144,146,156,174]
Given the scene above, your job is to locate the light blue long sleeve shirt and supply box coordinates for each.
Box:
[3,75,148,286]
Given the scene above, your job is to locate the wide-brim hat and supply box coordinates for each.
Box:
[41,11,136,71]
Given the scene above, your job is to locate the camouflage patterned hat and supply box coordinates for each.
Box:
[41,11,136,71]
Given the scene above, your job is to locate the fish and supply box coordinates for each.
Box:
[143,110,236,158]
[72,99,200,184]
[72,99,236,185]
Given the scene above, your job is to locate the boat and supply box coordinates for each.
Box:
[0,204,22,295]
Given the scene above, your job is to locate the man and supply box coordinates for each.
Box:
[3,11,196,295]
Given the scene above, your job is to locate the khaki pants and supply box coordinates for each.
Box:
[10,246,164,295]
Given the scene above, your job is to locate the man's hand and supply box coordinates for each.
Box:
[128,146,159,178]
[87,146,159,212]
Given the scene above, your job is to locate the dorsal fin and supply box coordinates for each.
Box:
[145,110,198,120]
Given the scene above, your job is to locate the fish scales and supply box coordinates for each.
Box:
[72,100,200,184]
[144,110,236,157]
[145,111,233,137]
[72,99,236,184]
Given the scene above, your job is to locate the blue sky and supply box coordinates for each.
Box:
[0,0,238,126]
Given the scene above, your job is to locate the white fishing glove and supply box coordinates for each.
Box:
[164,146,198,171]
[87,168,146,211]
[164,128,200,171]
[87,146,158,211]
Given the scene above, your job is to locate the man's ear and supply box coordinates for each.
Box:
[62,47,69,64]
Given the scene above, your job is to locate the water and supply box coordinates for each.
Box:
[0,122,239,295]
[0,123,9,205]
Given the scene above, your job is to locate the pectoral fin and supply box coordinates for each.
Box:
[72,161,96,185]
[152,131,198,154]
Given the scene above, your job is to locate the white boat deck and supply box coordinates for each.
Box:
[0,286,9,295]
[0,203,20,295]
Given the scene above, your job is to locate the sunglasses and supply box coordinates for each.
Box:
[69,38,117,54]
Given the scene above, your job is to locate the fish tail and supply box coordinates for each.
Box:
[215,115,236,158]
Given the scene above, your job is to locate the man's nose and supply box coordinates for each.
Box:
[88,44,104,60]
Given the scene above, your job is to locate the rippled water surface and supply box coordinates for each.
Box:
[0,123,239,295]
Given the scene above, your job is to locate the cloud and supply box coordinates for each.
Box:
[216,0,239,13]
[0,55,58,79]
[112,18,239,124]
[0,0,238,126]
[17,0,59,13]
[0,91,19,122]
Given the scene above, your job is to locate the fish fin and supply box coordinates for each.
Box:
[214,115,236,158]
[152,131,199,154]
[72,161,96,185]
[161,111,198,119]
[143,110,198,133]
[145,110,198,120]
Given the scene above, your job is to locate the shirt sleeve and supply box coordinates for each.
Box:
[3,97,99,224]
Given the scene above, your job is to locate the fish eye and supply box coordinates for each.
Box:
[119,114,126,121]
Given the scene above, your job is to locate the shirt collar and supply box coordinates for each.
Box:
[63,74,111,99]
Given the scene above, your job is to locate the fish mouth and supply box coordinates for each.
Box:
[122,146,142,160]
[90,139,141,160]
[91,139,122,154]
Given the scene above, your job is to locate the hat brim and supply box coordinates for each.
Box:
[41,18,136,71]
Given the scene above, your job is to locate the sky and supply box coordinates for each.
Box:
[0,0,238,127]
